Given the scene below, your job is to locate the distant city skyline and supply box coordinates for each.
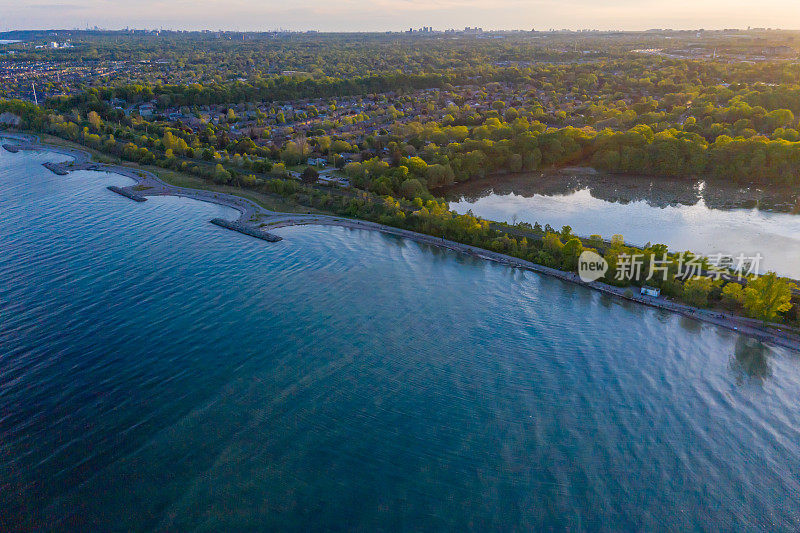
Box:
[2,0,800,33]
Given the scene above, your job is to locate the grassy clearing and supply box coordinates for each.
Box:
[154,169,321,214]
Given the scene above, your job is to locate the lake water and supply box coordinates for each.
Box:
[446,173,800,278]
[2,148,800,530]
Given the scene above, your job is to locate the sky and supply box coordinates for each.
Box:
[2,0,800,32]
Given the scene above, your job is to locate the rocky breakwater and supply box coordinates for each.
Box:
[210,218,283,242]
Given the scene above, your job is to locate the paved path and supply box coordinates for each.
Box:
[3,133,798,353]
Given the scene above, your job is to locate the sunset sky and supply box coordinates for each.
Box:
[2,0,800,32]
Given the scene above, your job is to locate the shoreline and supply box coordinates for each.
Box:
[2,133,266,224]
[2,132,799,353]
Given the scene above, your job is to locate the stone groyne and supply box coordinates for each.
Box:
[210,218,283,242]
[42,162,70,175]
[107,186,147,202]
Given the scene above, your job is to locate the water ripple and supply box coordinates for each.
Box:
[1,148,799,531]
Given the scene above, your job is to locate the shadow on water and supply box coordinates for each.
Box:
[372,228,491,269]
[730,337,773,385]
[678,315,704,334]
[443,171,800,212]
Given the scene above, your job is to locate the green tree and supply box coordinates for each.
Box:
[400,178,426,199]
[425,164,455,188]
[213,163,232,184]
[87,111,103,131]
[683,277,713,307]
[542,232,564,255]
[561,237,584,270]
[722,282,744,306]
[742,272,797,323]
[301,166,319,183]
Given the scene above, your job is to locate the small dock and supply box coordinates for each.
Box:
[107,186,147,202]
[210,218,282,242]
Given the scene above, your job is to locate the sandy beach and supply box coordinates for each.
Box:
[3,132,798,353]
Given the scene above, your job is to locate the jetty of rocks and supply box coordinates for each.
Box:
[210,218,282,242]
[42,162,70,175]
[107,186,147,202]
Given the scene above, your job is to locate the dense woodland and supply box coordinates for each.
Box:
[1,30,799,323]
[13,58,800,189]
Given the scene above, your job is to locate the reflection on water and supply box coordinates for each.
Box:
[445,171,799,212]
[445,171,800,278]
[731,337,773,384]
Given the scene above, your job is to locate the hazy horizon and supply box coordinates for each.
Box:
[2,0,800,33]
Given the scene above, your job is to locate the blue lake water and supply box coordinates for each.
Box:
[1,147,800,530]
